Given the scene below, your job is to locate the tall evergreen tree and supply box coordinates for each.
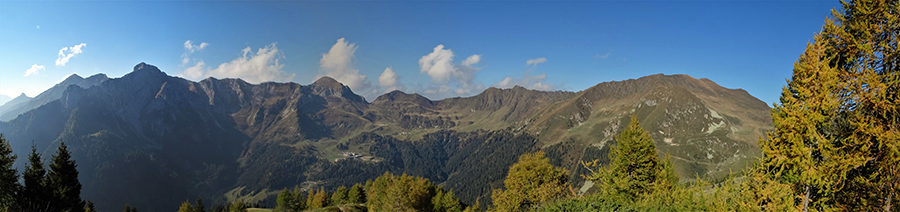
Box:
[291,186,306,210]
[331,185,348,205]
[274,188,292,212]
[0,134,18,208]
[48,141,84,212]
[308,187,329,209]
[305,188,316,210]
[347,183,365,204]
[20,145,48,211]
[759,0,900,210]
[583,116,677,203]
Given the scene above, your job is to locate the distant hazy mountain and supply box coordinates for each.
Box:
[0,94,12,106]
[0,73,108,121]
[0,93,31,113]
[0,63,771,211]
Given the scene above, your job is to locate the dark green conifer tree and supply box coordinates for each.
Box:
[48,141,84,212]
[347,183,365,204]
[274,188,292,212]
[583,117,677,204]
[291,186,306,210]
[331,185,348,205]
[21,145,49,211]
[0,134,18,208]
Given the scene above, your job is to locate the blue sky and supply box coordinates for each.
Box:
[0,1,839,104]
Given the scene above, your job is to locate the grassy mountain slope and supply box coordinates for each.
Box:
[0,63,771,211]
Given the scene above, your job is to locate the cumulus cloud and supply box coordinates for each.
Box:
[375,66,405,94]
[419,45,457,83]
[182,61,206,80]
[55,43,86,66]
[24,64,45,77]
[182,40,209,66]
[178,43,295,84]
[184,40,209,53]
[417,45,483,97]
[379,67,399,88]
[526,57,547,66]
[462,54,481,66]
[495,72,554,91]
[494,58,555,91]
[316,38,368,91]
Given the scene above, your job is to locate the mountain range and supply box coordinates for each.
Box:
[0,63,772,211]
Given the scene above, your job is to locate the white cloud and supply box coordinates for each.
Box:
[424,85,452,95]
[462,54,481,66]
[494,58,554,91]
[494,72,554,91]
[182,40,209,66]
[526,57,547,66]
[182,61,206,80]
[595,53,610,59]
[496,77,515,88]
[24,64,45,77]
[178,43,295,84]
[55,43,86,66]
[379,67,398,88]
[419,44,457,83]
[417,45,484,97]
[184,40,209,53]
[316,38,368,91]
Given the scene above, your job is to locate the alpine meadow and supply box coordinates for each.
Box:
[0,0,897,211]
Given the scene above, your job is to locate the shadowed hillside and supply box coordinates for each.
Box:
[0,63,771,211]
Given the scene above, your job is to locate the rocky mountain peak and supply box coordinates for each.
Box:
[125,62,166,80]
[311,76,343,89]
[372,90,433,106]
[309,76,366,103]
[85,73,109,81]
[61,73,85,83]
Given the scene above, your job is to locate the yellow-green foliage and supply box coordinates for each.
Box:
[366,172,435,212]
[347,183,365,204]
[177,201,195,212]
[759,0,900,210]
[306,188,330,209]
[490,151,569,212]
[364,172,464,212]
[331,186,348,205]
[583,116,677,204]
[274,186,306,212]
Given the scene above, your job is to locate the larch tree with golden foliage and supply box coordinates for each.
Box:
[490,151,569,212]
[760,0,899,211]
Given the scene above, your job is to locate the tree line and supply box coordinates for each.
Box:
[271,172,479,212]
[1,134,88,212]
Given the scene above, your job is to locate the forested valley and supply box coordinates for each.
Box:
[1,0,899,211]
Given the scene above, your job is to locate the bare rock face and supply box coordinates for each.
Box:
[0,62,772,211]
